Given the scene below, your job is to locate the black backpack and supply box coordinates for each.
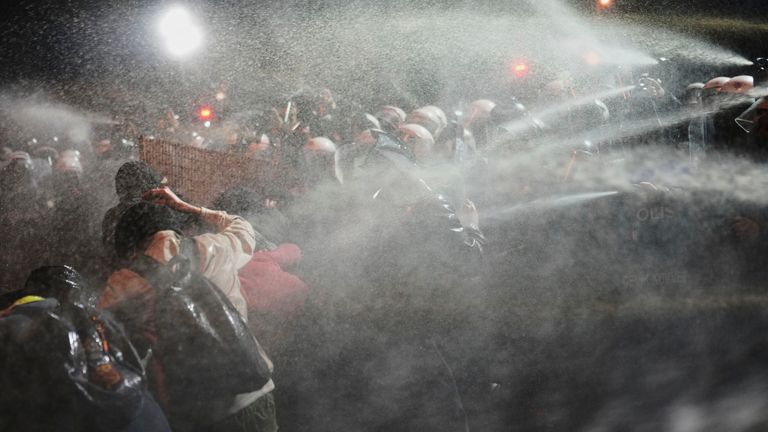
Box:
[0,299,148,432]
[129,237,273,428]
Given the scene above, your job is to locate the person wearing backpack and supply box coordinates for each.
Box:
[98,187,277,432]
[0,266,172,432]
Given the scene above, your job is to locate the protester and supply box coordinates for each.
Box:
[0,266,172,432]
[213,186,310,354]
[101,161,166,269]
[2,55,768,432]
[98,187,276,432]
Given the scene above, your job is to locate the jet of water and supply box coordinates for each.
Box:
[485,191,619,220]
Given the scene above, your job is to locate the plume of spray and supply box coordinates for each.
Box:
[594,20,754,67]
[495,85,637,139]
[0,93,118,151]
[523,0,658,67]
[484,191,620,220]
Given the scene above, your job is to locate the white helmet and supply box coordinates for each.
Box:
[398,123,434,161]
[54,149,83,174]
[406,107,442,137]
[722,75,754,94]
[375,106,407,133]
[10,151,32,169]
[305,136,337,153]
[702,76,731,106]
[683,82,705,105]
[246,134,271,160]
[422,105,448,137]
[703,76,730,91]
[463,99,497,129]
[304,137,340,184]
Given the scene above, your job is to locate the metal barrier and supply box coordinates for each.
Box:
[139,137,279,206]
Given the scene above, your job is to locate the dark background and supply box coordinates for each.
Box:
[0,0,765,117]
[0,0,765,81]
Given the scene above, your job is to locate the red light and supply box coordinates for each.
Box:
[584,51,602,66]
[511,61,529,78]
[197,106,213,121]
[597,0,613,8]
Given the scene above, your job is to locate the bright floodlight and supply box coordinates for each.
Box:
[158,6,203,58]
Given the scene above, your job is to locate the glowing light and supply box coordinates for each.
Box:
[204,121,211,128]
[158,6,203,58]
[597,0,613,9]
[197,106,213,121]
[511,61,530,78]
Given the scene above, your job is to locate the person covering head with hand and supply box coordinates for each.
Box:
[99,186,277,432]
[101,161,166,269]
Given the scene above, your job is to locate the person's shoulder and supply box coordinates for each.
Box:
[1,298,59,318]
[0,298,61,338]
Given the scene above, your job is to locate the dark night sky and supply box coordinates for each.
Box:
[0,0,765,81]
[0,0,764,114]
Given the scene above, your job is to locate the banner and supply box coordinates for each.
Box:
[139,137,279,206]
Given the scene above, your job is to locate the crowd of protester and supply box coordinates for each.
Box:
[1,61,768,432]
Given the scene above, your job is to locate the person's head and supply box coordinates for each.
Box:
[683,82,705,107]
[406,107,443,137]
[0,146,12,162]
[247,134,272,161]
[114,201,183,259]
[345,113,381,144]
[94,139,113,159]
[316,88,336,115]
[8,151,32,170]
[375,105,407,133]
[421,105,448,137]
[722,75,754,95]
[114,161,164,202]
[54,149,83,176]
[702,76,731,107]
[22,265,89,306]
[463,99,497,148]
[398,123,434,162]
[32,146,59,164]
[304,137,340,184]
[0,151,35,190]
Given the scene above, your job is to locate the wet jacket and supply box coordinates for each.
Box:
[0,296,171,432]
[239,243,309,352]
[0,297,84,432]
[100,207,255,318]
[239,243,308,314]
[98,207,274,421]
